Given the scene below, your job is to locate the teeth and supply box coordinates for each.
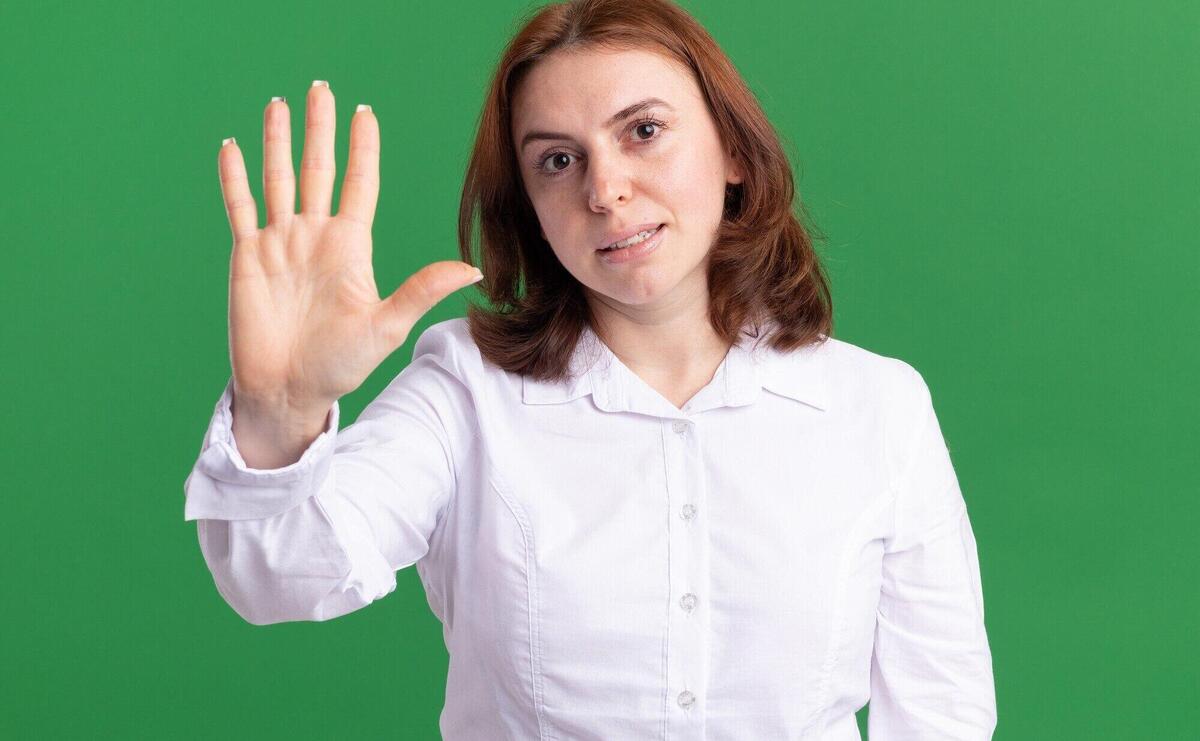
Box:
[604,226,659,251]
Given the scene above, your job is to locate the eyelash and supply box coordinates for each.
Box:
[532,116,669,178]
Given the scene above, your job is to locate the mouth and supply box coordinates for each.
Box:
[596,223,666,263]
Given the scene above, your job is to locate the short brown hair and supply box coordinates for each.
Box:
[459,0,833,383]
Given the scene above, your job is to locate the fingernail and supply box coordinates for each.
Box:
[356,104,372,113]
[469,269,484,284]
[311,80,329,88]
[270,96,287,103]
[222,137,236,147]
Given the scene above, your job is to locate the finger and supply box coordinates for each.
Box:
[218,138,259,245]
[299,80,336,218]
[338,104,379,229]
[262,96,295,227]
[379,262,484,345]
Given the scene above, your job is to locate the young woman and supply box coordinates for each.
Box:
[184,0,997,737]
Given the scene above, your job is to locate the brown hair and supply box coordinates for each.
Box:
[458,0,833,384]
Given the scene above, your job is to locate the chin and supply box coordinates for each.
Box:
[596,275,679,306]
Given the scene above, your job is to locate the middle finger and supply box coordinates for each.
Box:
[299,80,336,218]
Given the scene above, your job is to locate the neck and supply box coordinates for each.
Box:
[586,291,731,384]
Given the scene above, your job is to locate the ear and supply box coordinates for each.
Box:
[726,148,744,186]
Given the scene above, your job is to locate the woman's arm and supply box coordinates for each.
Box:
[183,326,469,625]
[869,365,998,739]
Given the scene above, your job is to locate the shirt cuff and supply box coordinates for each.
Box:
[183,377,340,522]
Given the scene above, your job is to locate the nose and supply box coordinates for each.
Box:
[587,151,632,213]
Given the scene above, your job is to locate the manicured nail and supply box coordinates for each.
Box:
[356,104,372,113]
[311,80,329,88]
[469,269,484,284]
[270,96,287,103]
[222,137,236,147]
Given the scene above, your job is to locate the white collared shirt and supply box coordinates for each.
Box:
[184,317,996,740]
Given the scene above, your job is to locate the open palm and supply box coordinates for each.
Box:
[217,81,483,416]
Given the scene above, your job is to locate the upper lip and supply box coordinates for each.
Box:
[597,223,663,250]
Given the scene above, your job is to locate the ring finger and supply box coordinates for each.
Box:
[263,97,295,228]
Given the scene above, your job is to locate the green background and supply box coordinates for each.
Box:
[2,0,1195,737]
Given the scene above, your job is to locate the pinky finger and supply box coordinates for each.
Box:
[218,138,260,245]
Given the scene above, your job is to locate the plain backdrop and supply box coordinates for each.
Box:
[1,0,1195,738]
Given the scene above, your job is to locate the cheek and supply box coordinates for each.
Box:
[528,191,566,241]
[533,209,585,266]
[654,143,725,219]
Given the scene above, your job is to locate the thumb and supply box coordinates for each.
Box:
[376,261,483,347]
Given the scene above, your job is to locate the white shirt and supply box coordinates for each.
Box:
[184,317,996,740]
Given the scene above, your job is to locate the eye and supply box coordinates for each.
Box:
[539,152,575,175]
[632,116,669,142]
[630,118,663,141]
[532,115,669,178]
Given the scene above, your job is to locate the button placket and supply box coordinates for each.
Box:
[663,415,709,735]
[679,592,698,613]
[677,690,696,709]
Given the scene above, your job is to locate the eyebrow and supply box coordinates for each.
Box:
[518,97,675,152]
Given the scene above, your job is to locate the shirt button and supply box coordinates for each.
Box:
[679,593,698,612]
[672,420,689,434]
[677,690,696,709]
[680,503,697,521]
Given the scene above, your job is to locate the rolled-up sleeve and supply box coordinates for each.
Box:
[869,365,997,739]
[182,329,469,626]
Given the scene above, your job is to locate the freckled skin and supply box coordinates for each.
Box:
[511,46,743,326]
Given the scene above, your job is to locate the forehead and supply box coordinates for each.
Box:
[511,46,700,128]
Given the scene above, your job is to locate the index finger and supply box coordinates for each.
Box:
[337,105,380,229]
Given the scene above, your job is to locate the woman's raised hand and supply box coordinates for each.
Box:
[218,81,483,422]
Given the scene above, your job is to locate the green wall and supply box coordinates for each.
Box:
[2,0,1195,737]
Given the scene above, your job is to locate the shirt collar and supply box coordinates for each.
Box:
[521,321,830,415]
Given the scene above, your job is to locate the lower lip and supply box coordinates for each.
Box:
[597,224,666,264]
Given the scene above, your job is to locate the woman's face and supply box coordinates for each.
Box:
[511,46,742,311]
